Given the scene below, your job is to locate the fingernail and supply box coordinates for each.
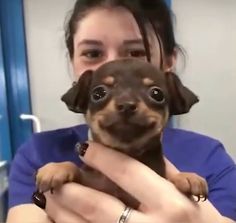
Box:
[32,191,46,209]
[75,142,89,157]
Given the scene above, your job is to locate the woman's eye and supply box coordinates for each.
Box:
[128,49,146,58]
[148,87,165,103]
[91,85,108,102]
[81,49,103,59]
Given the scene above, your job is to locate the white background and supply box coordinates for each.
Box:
[23,0,236,160]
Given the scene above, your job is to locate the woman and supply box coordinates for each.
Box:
[6,0,236,222]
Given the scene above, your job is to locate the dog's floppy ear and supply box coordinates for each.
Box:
[165,72,199,115]
[61,70,93,113]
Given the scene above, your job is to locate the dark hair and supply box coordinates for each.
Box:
[65,0,179,68]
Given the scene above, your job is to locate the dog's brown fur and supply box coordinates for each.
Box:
[35,59,208,208]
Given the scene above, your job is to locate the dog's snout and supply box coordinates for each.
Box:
[116,101,137,115]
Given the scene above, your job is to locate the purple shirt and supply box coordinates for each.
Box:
[8,125,236,220]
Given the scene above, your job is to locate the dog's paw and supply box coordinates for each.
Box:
[170,172,208,202]
[35,162,80,193]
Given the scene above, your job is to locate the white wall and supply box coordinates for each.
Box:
[172,0,236,160]
[23,0,81,131]
[23,0,236,160]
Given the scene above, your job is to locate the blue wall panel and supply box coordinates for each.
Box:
[0,28,11,161]
[0,0,33,155]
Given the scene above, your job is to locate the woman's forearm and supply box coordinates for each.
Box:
[7,204,53,223]
[195,200,226,223]
[165,157,234,223]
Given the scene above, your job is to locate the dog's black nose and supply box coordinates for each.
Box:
[116,101,137,116]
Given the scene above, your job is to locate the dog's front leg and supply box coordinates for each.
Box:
[165,157,208,200]
[35,161,80,193]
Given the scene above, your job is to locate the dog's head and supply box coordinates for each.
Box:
[62,59,198,153]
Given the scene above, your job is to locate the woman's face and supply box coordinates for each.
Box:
[72,7,174,78]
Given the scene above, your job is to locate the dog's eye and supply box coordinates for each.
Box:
[91,85,108,102]
[148,87,165,103]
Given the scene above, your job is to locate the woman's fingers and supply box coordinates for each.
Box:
[51,183,148,223]
[45,191,88,223]
[77,142,181,208]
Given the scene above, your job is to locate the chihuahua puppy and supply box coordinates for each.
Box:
[35,59,208,208]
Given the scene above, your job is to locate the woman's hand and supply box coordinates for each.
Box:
[43,141,228,223]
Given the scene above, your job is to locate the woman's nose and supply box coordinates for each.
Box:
[106,51,122,62]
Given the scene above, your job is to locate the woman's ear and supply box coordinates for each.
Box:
[163,48,177,72]
[61,70,94,113]
[165,71,199,115]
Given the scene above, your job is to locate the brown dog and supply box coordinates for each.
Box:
[35,59,208,208]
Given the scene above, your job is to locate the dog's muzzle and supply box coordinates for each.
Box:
[98,112,157,143]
